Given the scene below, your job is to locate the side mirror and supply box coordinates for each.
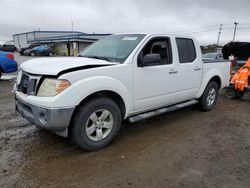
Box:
[142,53,161,66]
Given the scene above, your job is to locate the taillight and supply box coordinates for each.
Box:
[6,53,14,60]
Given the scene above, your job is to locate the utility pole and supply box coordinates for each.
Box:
[233,22,239,42]
[217,24,223,47]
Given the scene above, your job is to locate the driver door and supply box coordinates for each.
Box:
[133,36,180,112]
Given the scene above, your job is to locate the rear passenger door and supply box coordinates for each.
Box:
[174,38,202,99]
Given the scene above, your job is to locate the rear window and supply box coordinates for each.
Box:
[176,38,196,63]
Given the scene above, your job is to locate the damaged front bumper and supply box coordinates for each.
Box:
[15,95,75,137]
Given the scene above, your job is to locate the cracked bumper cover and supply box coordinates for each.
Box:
[15,96,75,137]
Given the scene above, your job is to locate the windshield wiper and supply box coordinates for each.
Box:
[79,55,111,62]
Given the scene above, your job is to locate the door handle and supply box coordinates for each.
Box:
[194,67,201,71]
[169,70,178,74]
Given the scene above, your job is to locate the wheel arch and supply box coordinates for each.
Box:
[68,90,126,137]
[198,75,222,98]
[210,76,221,89]
[30,51,36,56]
[196,70,223,99]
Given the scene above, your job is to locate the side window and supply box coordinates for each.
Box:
[138,37,172,66]
[176,38,196,63]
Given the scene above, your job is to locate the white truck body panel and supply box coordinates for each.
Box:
[21,57,116,75]
[196,62,230,98]
[132,35,204,112]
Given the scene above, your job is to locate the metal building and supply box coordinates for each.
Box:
[13,31,83,48]
[13,31,110,56]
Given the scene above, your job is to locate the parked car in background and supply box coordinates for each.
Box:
[202,52,223,61]
[0,44,17,52]
[19,44,40,55]
[15,33,230,151]
[0,51,18,79]
[23,45,54,57]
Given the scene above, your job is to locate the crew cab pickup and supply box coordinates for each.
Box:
[14,34,230,151]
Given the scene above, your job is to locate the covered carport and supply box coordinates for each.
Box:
[27,33,110,56]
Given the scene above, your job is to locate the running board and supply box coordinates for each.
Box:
[128,100,198,123]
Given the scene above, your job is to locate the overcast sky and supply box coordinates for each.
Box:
[1,0,250,45]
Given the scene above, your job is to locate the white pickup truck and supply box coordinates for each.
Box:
[14,34,230,151]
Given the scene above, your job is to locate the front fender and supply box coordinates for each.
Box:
[196,68,222,98]
[17,76,132,118]
[72,76,132,118]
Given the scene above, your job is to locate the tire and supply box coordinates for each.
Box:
[71,97,121,151]
[225,88,237,99]
[48,52,53,56]
[0,69,2,79]
[30,52,36,57]
[199,81,219,111]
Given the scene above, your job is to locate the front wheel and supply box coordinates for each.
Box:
[199,81,219,111]
[71,97,121,151]
[30,52,36,57]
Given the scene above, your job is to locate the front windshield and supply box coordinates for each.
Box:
[203,53,217,58]
[79,34,145,63]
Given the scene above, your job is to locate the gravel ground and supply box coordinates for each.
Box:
[0,54,249,187]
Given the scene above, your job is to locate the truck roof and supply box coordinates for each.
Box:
[113,32,195,39]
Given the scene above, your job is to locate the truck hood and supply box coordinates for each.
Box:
[21,57,117,76]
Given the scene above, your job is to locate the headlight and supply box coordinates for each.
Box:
[37,78,71,97]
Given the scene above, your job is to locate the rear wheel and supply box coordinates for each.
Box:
[0,69,2,79]
[199,81,219,111]
[71,97,121,151]
[48,52,53,56]
[30,52,36,57]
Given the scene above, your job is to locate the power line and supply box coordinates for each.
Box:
[182,28,218,34]
[239,23,250,26]
[237,27,250,30]
[166,23,250,44]
[178,26,250,35]
[172,24,219,33]
[171,23,250,34]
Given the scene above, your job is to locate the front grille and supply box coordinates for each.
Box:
[17,74,29,94]
[17,72,41,95]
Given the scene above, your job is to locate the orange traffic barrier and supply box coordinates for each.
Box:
[230,57,250,91]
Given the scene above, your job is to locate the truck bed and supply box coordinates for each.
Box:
[203,60,231,89]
